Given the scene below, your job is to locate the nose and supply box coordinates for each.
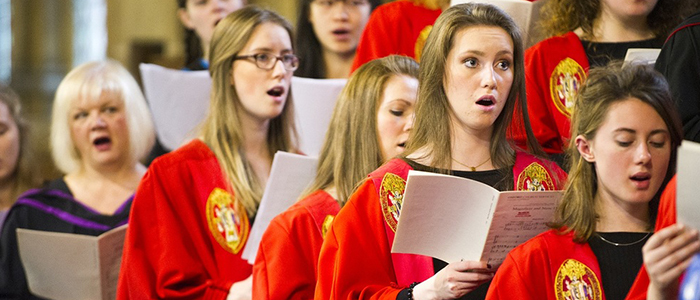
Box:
[481,66,497,89]
[271,57,287,77]
[332,1,350,20]
[91,113,107,130]
[211,0,225,13]
[404,111,415,132]
[635,142,652,165]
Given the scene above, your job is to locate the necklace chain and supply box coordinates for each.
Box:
[452,157,491,172]
[596,232,651,247]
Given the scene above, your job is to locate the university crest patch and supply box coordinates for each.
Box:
[550,57,587,117]
[516,162,556,191]
[321,215,335,239]
[206,188,249,254]
[555,259,602,300]
[379,173,406,232]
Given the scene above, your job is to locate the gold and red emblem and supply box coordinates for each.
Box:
[555,259,602,300]
[517,162,556,191]
[379,173,406,232]
[550,57,587,117]
[414,25,433,62]
[321,215,335,239]
[206,188,249,254]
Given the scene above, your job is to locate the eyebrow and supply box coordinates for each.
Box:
[614,128,669,135]
[248,47,293,54]
[461,49,513,56]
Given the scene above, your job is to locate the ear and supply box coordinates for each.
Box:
[178,8,195,30]
[575,135,595,162]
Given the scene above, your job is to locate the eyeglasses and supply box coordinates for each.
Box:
[312,0,370,8]
[233,53,299,71]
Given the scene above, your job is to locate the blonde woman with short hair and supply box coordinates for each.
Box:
[118,6,298,299]
[0,60,155,298]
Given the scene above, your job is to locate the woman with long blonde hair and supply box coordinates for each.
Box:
[316,3,564,300]
[118,7,297,299]
[253,55,418,299]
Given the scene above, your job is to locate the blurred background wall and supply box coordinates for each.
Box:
[1,0,367,179]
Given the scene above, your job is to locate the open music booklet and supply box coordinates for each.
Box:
[676,141,700,231]
[392,170,562,267]
[17,225,127,300]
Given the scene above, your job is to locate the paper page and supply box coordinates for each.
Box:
[623,48,662,66]
[18,229,101,300]
[290,76,346,156]
[677,141,700,230]
[450,0,548,48]
[241,152,319,263]
[140,63,210,151]
[97,225,128,300]
[392,170,499,263]
[480,191,561,267]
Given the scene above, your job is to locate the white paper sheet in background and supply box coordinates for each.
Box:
[17,225,128,300]
[290,76,346,156]
[241,152,319,264]
[139,64,345,156]
[139,63,211,151]
[677,141,700,231]
[622,48,662,66]
[392,170,561,267]
[450,0,548,48]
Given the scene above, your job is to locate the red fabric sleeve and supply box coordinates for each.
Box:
[117,143,251,299]
[523,41,566,154]
[315,181,403,299]
[252,202,324,300]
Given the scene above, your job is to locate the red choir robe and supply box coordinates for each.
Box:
[117,140,252,299]
[252,190,341,300]
[316,153,565,299]
[350,0,441,73]
[514,32,589,154]
[486,229,649,300]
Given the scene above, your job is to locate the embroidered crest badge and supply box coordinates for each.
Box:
[516,162,556,191]
[555,259,602,300]
[380,173,406,232]
[414,25,432,62]
[550,57,587,117]
[321,215,335,239]
[206,188,249,254]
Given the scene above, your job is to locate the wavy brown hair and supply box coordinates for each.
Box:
[404,3,543,171]
[540,0,692,39]
[301,55,418,207]
[552,62,682,242]
[203,6,298,217]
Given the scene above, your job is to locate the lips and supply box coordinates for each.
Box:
[267,86,285,97]
[93,136,112,151]
[398,142,406,148]
[476,95,496,107]
[630,172,651,189]
[331,28,351,40]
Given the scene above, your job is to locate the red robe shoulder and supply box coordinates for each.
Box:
[252,190,340,300]
[117,140,252,300]
[516,32,589,154]
[351,0,441,72]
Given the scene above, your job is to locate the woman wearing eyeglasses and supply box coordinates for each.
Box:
[117,6,298,300]
[295,0,378,78]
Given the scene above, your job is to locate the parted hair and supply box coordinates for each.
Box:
[553,62,682,242]
[0,84,41,203]
[302,55,419,207]
[50,60,155,174]
[203,6,297,218]
[404,2,543,171]
[294,0,380,79]
[540,0,691,39]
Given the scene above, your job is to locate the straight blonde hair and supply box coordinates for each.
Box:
[202,6,297,218]
[553,62,682,241]
[404,3,543,171]
[302,55,419,207]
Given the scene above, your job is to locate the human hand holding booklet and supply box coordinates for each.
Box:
[391,170,562,267]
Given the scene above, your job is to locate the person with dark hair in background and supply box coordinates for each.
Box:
[294,0,378,79]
